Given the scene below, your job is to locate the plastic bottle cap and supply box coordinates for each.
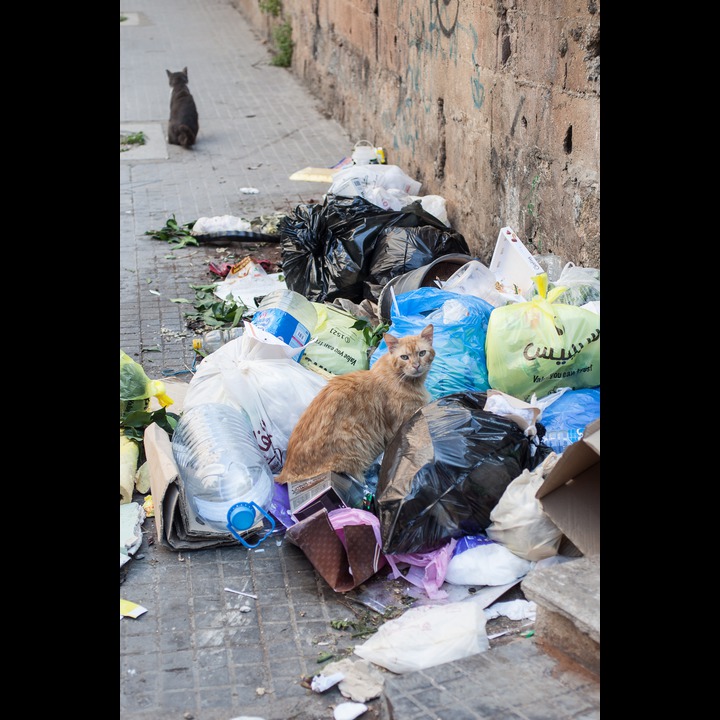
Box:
[227,503,256,531]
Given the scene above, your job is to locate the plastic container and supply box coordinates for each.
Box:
[172,403,276,547]
[251,289,317,353]
[489,227,546,296]
[352,139,380,165]
[192,326,244,355]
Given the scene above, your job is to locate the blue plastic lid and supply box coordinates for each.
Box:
[227,502,256,531]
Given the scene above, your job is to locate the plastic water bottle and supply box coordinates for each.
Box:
[543,427,584,454]
[172,403,276,547]
[192,326,244,355]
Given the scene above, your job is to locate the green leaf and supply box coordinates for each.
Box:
[121,408,180,439]
[145,214,198,246]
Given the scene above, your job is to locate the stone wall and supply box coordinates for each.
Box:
[231,0,599,268]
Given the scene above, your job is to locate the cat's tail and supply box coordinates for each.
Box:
[177,126,197,148]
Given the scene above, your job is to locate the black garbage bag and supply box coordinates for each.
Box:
[375,391,552,555]
[279,195,469,304]
[365,224,470,303]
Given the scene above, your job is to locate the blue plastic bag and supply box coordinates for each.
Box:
[370,287,494,399]
[539,387,600,453]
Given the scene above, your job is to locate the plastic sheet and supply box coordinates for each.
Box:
[375,391,552,555]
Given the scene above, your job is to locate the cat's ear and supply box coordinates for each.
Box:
[166,69,171,78]
[183,67,188,75]
[420,324,434,343]
[384,333,398,352]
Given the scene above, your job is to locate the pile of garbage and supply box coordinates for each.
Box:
[120,162,600,673]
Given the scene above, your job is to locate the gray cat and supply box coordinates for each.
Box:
[166,67,199,148]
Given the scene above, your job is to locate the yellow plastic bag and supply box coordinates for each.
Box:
[485,287,600,401]
[299,303,371,377]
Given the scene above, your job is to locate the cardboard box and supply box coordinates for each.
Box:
[288,471,365,522]
[489,226,546,296]
[535,419,600,557]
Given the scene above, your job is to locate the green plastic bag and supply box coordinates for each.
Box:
[485,287,600,401]
[300,303,371,377]
[120,350,173,418]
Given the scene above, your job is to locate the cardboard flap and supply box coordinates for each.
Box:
[539,465,599,556]
[144,422,180,545]
[534,418,600,557]
[535,441,599,499]
[582,419,600,453]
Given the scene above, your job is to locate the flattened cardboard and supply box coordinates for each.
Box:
[144,378,263,550]
[144,422,252,550]
[536,419,600,557]
[288,166,343,182]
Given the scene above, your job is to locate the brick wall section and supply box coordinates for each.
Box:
[232,0,600,268]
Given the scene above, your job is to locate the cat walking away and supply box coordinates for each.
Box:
[166,67,199,148]
[275,324,435,485]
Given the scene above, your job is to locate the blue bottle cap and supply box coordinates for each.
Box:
[227,502,256,531]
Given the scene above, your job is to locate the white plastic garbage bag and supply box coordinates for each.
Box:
[444,534,532,586]
[328,163,422,198]
[184,322,327,472]
[353,601,489,673]
[486,453,563,561]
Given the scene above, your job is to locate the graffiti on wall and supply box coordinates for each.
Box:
[431,0,459,37]
[392,0,485,154]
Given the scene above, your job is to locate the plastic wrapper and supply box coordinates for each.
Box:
[279,195,468,304]
[486,453,564,561]
[375,391,552,555]
[353,601,490,673]
[183,322,327,472]
[300,302,371,376]
[444,534,532,586]
[327,163,422,198]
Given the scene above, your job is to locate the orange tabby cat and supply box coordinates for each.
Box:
[275,324,435,485]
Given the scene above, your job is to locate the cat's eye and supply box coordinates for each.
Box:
[400,354,409,360]
[419,350,426,357]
